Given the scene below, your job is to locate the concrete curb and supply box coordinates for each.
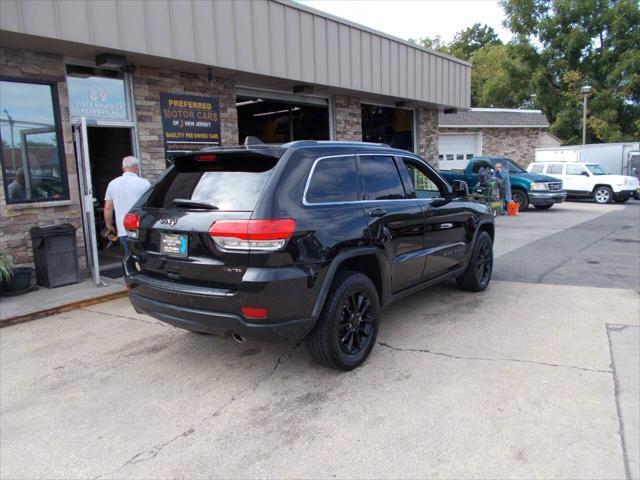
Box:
[0,290,128,329]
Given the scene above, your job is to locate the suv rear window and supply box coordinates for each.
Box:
[547,164,564,174]
[306,156,358,204]
[360,155,405,200]
[146,155,277,211]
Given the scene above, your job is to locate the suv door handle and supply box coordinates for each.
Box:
[368,208,387,217]
[424,206,437,215]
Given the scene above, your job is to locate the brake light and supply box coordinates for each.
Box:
[196,154,217,162]
[209,219,296,251]
[241,307,269,319]
[123,213,140,239]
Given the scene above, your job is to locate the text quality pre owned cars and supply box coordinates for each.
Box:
[123,141,495,370]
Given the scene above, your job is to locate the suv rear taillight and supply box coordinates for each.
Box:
[209,219,296,252]
[123,213,140,239]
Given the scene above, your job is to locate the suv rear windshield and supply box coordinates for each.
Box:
[146,155,278,211]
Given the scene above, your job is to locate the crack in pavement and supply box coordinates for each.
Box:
[92,344,298,479]
[378,342,612,374]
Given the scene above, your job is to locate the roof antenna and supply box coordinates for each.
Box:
[244,136,264,146]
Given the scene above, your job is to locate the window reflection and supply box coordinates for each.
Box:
[362,104,414,151]
[66,65,129,121]
[1,80,67,203]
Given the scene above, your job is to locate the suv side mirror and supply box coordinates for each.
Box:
[451,180,469,197]
[581,171,590,176]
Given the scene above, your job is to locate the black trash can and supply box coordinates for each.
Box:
[30,224,80,288]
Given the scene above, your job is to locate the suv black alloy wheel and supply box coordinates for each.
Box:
[307,271,380,370]
[456,231,493,292]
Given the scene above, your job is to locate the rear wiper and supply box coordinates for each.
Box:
[172,198,219,210]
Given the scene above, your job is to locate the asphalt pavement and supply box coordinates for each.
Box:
[1,200,639,479]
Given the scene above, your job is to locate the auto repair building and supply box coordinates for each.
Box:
[0,0,470,279]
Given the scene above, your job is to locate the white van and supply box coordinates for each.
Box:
[527,162,639,204]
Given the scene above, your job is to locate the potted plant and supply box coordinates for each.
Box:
[0,253,33,295]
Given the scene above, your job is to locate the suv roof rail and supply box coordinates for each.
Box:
[183,139,393,158]
[281,140,391,148]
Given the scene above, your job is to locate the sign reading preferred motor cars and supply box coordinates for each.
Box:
[160,92,221,161]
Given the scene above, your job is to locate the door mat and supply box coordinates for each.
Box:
[101,267,123,279]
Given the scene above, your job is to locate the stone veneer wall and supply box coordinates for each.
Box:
[334,96,362,141]
[439,127,543,167]
[416,108,439,165]
[132,67,238,182]
[0,47,85,268]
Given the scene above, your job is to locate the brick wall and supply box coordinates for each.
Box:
[0,47,85,269]
[132,67,237,181]
[334,95,362,141]
[416,108,439,165]
[439,127,542,167]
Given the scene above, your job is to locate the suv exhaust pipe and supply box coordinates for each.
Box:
[231,332,246,344]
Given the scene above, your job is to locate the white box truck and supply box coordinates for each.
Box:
[534,142,640,177]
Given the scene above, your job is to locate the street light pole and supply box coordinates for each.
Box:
[581,85,592,145]
[3,109,16,170]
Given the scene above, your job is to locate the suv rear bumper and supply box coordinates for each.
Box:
[123,256,321,343]
[528,191,567,206]
[129,292,315,343]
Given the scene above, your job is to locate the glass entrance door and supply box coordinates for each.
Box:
[73,117,101,285]
[73,118,137,285]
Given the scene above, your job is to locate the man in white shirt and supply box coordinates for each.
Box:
[104,156,151,255]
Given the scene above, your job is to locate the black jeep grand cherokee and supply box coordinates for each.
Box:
[124,141,494,370]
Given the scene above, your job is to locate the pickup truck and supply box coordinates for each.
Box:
[439,156,567,210]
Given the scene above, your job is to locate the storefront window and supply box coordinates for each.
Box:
[0,79,68,203]
[66,65,130,121]
[361,104,414,152]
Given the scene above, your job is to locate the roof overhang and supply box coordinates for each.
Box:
[0,0,471,110]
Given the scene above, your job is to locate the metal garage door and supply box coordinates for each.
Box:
[439,133,480,161]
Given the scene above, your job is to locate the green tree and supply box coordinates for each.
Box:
[446,23,503,61]
[470,43,535,107]
[500,0,640,143]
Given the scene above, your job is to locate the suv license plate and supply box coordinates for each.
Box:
[161,233,188,258]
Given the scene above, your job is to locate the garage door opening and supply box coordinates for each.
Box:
[362,104,414,151]
[236,96,329,144]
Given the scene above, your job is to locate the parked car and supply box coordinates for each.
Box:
[123,141,495,370]
[439,156,567,210]
[527,162,640,204]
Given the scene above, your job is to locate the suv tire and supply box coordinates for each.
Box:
[593,186,613,204]
[306,270,380,370]
[456,231,493,292]
[511,189,529,210]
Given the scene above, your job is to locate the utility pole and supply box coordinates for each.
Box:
[3,109,16,170]
[581,85,592,145]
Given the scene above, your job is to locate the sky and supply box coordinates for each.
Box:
[296,0,511,44]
